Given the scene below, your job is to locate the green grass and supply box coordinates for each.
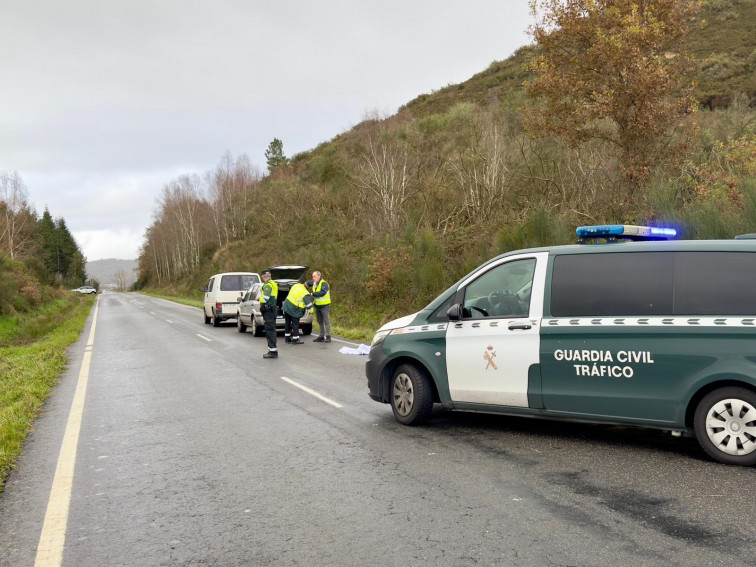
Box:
[141,288,378,343]
[138,290,203,309]
[0,296,92,492]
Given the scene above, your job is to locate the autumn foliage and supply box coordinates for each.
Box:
[526,0,700,190]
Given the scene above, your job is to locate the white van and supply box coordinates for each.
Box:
[201,272,260,326]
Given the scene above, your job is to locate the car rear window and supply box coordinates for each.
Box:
[220,274,258,291]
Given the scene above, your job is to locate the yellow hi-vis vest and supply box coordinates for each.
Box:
[287,283,309,308]
[313,280,331,306]
[261,280,278,306]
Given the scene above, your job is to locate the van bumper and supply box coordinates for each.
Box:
[366,343,389,403]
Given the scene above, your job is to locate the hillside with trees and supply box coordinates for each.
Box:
[137,0,756,334]
[0,170,89,317]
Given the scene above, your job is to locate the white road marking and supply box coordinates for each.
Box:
[166,319,173,324]
[331,337,360,347]
[35,296,100,567]
[196,334,212,342]
[150,311,156,315]
[280,376,343,408]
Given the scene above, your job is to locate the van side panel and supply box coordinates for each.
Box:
[540,322,756,427]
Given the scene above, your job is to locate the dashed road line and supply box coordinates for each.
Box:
[35,296,100,567]
[196,334,212,342]
[280,376,343,408]
[166,319,173,323]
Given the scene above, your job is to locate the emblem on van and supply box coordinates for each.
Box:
[484,346,498,370]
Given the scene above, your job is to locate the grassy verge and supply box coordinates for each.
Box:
[0,296,92,492]
[140,288,377,343]
[137,290,203,309]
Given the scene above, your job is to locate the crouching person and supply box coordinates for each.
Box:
[283,280,313,345]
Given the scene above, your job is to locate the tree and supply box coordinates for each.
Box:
[525,0,700,192]
[0,170,36,260]
[264,138,289,173]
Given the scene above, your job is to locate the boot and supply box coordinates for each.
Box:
[285,336,292,343]
[313,336,325,342]
[325,336,331,343]
[291,338,304,345]
[263,350,278,359]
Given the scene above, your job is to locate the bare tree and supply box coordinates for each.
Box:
[0,170,36,260]
[113,270,126,291]
[353,124,419,234]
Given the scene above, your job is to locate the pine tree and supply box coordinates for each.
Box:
[264,138,289,173]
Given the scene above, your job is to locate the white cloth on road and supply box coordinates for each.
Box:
[339,344,371,355]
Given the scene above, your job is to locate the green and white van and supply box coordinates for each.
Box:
[366,226,756,465]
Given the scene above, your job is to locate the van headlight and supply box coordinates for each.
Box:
[371,329,392,347]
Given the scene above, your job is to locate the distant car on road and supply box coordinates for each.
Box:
[236,265,313,336]
[75,286,97,294]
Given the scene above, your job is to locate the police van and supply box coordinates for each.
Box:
[366,225,756,466]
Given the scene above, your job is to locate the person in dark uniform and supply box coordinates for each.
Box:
[259,269,279,359]
[283,280,314,345]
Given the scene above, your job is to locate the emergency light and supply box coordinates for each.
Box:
[576,224,677,242]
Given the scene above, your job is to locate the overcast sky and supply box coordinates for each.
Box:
[1,1,532,261]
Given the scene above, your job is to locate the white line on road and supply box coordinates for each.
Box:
[166,319,173,323]
[35,296,100,567]
[196,334,212,342]
[280,376,343,408]
[150,311,156,315]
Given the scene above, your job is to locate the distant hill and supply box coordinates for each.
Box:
[86,258,138,288]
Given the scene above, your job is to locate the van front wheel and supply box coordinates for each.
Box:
[390,364,434,426]
[694,387,756,466]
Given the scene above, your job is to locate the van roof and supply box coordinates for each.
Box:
[483,239,756,266]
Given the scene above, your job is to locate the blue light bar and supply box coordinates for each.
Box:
[576,224,677,241]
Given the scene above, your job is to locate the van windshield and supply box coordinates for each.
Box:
[220,274,257,291]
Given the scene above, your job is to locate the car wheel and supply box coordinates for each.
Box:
[204,310,211,324]
[301,323,312,336]
[237,314,247,333]
[389,363,434,426]
[694,386,756,466]
[212,310,220,327]
[251,316,264,337]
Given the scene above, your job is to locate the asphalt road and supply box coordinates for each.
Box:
[1,292,754,566]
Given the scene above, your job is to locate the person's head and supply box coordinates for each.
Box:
[312,270,322,283]
[261,269,271,282]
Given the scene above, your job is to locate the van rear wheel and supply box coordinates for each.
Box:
[390,363,434,425]
[694,387,756,466]
[212,310,220,327]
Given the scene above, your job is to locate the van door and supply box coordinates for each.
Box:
[446,252,548,407]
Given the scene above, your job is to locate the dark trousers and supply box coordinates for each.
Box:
[315,305,331,337]
[262,308,277,350]
[284,312,300,340]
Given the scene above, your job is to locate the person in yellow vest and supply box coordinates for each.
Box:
[282,280,313,345]
[260,269,279,359]
[311,270,332,343]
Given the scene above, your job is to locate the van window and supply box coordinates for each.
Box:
[674,252,756,315]
[462,259,535,319]
[208,278,214,292]
[220,274,258,292]
[551,252,674,316]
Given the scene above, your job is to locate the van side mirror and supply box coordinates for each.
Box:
[446,304,463,321]
[200,287,207,293]
[237,296,243,302]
